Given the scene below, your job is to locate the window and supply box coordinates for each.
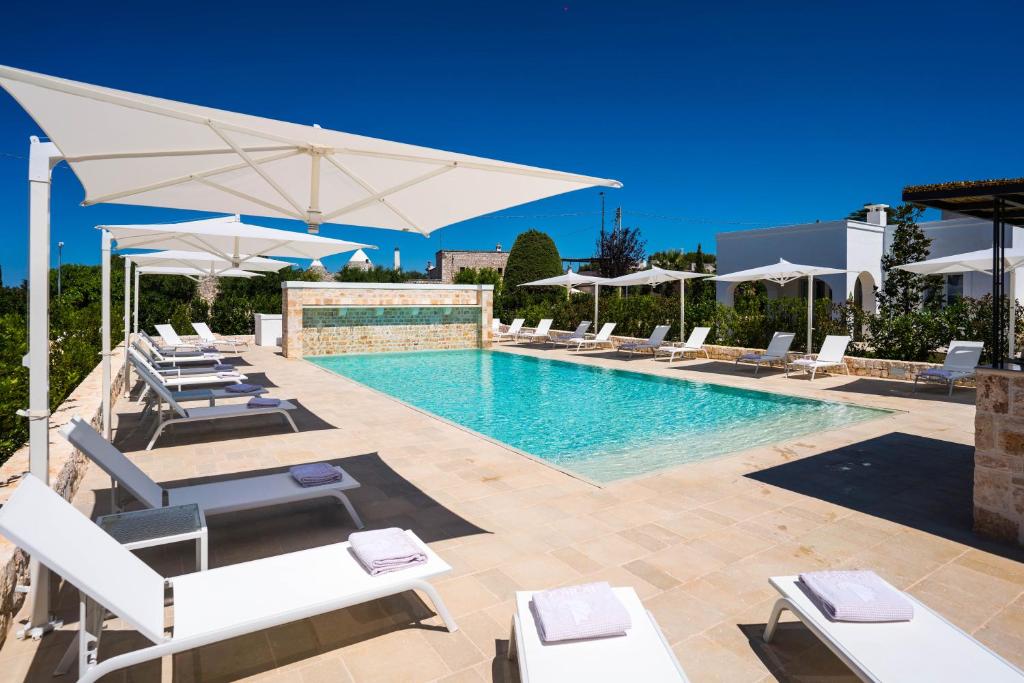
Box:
[945,274,963,306]
[497,267,503,275]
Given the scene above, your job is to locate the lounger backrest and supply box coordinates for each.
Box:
[594,322,617,341]
[508,318,525,334]
[155,324,183,346]
[685,326,711,348]
[0,476,167,643]
[137,333,169,361]
[129,344,161,374]
[491,319,501,333]
[765,332,796,358]
[572,321,591,336]
[534,319,553,335]
[192,321,215,343]
[138,367,190,418]
[944,341,983,371]
[649,325,671,346]
[59,416,165,508]
[817,335,851,363]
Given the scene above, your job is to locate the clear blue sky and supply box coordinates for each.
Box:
[2,1,1022,284]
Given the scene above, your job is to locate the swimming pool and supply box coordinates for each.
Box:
[308,350,890,483]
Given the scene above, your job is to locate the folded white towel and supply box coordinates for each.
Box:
[349,528,427,576]
[531,582,632,642]
[800,570,914,622]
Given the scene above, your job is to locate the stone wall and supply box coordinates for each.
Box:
[428,250,509,283]
[974,368,1024,545]
[0,343,128,651]
[282,282,494,358]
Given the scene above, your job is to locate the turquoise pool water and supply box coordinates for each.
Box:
[308,350,890,483]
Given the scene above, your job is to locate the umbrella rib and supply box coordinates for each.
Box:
[333,147,622,188]
[209,124,307,216]
[320,165,455,223]
[64,145,298,163]
[323,155,426,234]
[83,149,303,206]
[193,177,304,219]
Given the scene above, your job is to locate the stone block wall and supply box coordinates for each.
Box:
[0,343,129,651]
[974,368,1024,545]
[282,282,493,358]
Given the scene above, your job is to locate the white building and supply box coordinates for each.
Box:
[344,248,374,272]
[716,205,1024,311]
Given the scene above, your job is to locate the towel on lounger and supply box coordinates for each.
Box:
[799,570,913,622]
[247,397,280,408]
[349,527,427,575]
[213,363,234,372]
[289,462,343,487]
[531,582,631,642]
[225,383,262,393]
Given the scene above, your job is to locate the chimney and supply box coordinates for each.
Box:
[393,247,401,271]
[426,260,433,271]
[495,243,502,252]
[864,204,889,226]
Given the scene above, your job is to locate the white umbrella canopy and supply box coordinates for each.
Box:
[712,259,848,352]
[521,270,610,326]
[128,249,290,273]
[606,266,709,339]
[894,247,1024,356]
[103,215,374,265]
[135,265,262,278]
[0,65,622,235]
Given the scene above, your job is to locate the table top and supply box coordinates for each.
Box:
[97,504,203,544]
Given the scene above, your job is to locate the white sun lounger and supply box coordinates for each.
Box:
[137,332,224,367]
[496,318,526,342]
[192,321,250,352]
[154,324,215,352]
[129,347,246,397]
[508,586,688,682]
[518,318,554,344]
[786,335,851,380]
[135,365,297,450]
[60,415,364,527]
[570,322,617,351]
[551,321,591,346]
[914,340,983,396]
[735,332,796,375]
[656,327,711,362]
[0,476,450,683]
[618,325,671,357]
[764,575,1024,682]
[492,318,502,334]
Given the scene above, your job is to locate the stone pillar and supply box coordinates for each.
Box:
[974,367,1024,545]
[480,287,494,348]
[282,286,304,359]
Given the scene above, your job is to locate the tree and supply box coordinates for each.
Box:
[499,229,563,314]
[596,224,646,278]
[454,267,503,298]
[877,203,942,315]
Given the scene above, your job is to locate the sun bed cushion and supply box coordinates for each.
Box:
[514,587,688,682]
[770,576,1024,682]
[172,530,448,639]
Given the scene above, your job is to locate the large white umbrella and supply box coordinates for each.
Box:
[605,266,708,340]
[894,247,1024,356]
[127,249,291,274]
[711,259,848,353]
[0,65,621,235]
[0,63,621,635]
[521,270,610,325]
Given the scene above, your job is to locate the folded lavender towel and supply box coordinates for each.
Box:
[247,397,281,408]
[289,462,343,487]
[225,383,262,393]
[531,582,631,642]
[800,570,914,622]
[349,528,427,575]
[214,363,234,372]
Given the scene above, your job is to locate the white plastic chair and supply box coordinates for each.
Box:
[914,340,983,396]
[192,321,249,352]
[656,327,711,362]
[786,335,851,380]
[551,321,592,346]
[519,319,554,344]
[570,322,617,351]
[735,332,796,375]
[0,476,452,683]
[496,318,525,342]
[618,325,671,356]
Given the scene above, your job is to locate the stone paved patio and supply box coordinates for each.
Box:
[2,343,1023,682]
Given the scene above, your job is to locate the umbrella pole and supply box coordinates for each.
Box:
[806,274,814,353]
[680,279,685,341]
[594,285,599,327]
[1011,270,1017,358]
[123,258,131,398]
[133,267,140,334]
[101,230,112,440]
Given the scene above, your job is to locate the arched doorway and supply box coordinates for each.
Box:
[853,271,876,312]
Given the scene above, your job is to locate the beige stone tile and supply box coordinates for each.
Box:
[342,630,449,682]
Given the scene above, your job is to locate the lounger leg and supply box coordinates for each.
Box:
[146,420,170,450]
[507,616,518,661]
[754,361,761,377]
[948,380,954,397]
[763,597,793,643]
[411,580,458,633]
[913,377,919,393]
[331,492,365,529]
[280,410,299,432]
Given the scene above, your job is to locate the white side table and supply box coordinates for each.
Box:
[97,504,208,572]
